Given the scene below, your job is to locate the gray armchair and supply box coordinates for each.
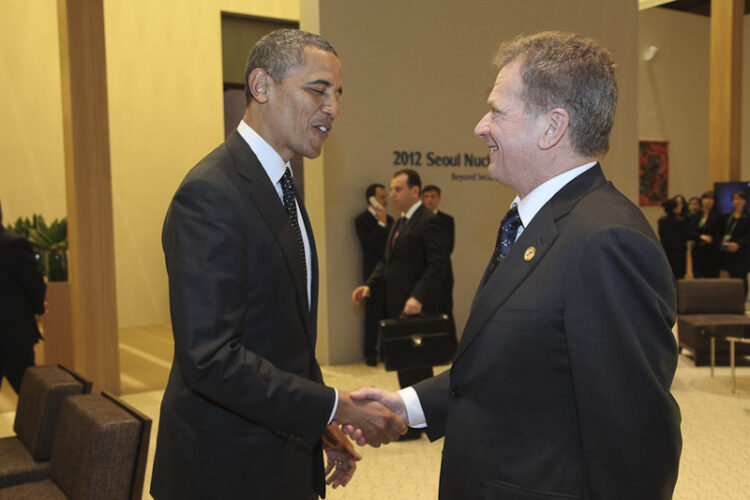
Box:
[677,278,750,366]
[0,365,90,488]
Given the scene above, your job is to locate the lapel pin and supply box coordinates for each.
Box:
[523,246,536,262]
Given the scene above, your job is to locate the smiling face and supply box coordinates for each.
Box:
[474,60,546,195]
[261,47,343,162]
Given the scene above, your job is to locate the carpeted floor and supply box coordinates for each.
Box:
[1,324,749,499]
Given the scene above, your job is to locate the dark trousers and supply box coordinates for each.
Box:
[0,345,35,394]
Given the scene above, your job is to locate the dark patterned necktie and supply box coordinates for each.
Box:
[280,168,306,282]
[391,217,406,248]
[487,206,521,275]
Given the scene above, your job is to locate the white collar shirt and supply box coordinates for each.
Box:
[237,120,312,309]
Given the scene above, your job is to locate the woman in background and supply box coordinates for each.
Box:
[720,191,750,294]
[689,191,722,278]
[658,197,689,280]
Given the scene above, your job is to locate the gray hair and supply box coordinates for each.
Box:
[494,31,618,158]
[244,29,338,104]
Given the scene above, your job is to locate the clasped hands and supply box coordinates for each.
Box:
[332,388,409,447]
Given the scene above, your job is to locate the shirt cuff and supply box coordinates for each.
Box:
[397,387,427,428]
[327,388,339,424]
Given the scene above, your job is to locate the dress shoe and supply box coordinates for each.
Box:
[365,357,378,367]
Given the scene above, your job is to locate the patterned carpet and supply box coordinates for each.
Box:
[0,324,748,499]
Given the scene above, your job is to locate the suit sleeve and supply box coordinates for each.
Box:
[565,226,681,498]
[163,178,335,448]
[411,216,450,305]
[412,369,451,441]
[12,237,46,315]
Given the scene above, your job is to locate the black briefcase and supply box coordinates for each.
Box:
[379,314,456,371]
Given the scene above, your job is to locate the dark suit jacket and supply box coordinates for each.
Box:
[720,211,750,275]
[365,204,450,318]
[354,209,393,280]
[435,210,455,255]
[151,131,336,500]
[0,226,45,351]
[414,165,681,499]
[688,210,722,278]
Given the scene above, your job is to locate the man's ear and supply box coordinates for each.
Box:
[247,68,271,104]
[539,108,569,150]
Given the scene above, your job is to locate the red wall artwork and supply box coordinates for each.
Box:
[639,140,669,206]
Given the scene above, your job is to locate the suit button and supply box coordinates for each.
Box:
[450,386,461,398]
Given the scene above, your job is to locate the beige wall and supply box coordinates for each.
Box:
[104,0,299,326]
[638,8,710,230]
[315,0,639,363]
[0,0,66,224]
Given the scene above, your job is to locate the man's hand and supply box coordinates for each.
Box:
[403,296,422,315]
[341,387,408,446]
[332,391,407,447]
[699,234,713,244]
[322,425,361,488]
[352,286,371,305]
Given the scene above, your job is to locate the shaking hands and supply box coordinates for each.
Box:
[334,388,408,447]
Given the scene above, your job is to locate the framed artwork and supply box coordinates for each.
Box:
[639,140,669,206]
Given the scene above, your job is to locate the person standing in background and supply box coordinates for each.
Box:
[354,183,393,366]
[689,191,722,278]
[422,184,456,336]
[0,200,46,394]
[658,197,689,280]
[720,191,750,295]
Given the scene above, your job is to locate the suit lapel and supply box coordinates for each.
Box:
[456,208,559,360]
[225,131,313,346]
[455,164,607,362]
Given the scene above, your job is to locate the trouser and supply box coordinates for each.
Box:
[0,345,35,394]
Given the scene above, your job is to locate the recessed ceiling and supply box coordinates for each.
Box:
[657,0,750,17]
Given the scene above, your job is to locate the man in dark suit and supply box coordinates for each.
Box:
[151,30,405,500]
[0,200,46,395]
[422,184,455,329]
[422,185,455,254]
[354,183,393,365]
[352,169,450,440]
[347,32,682,498]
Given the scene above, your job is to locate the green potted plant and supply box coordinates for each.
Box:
[12,215,68,281]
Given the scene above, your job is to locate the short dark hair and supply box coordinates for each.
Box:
[393,169,421,193]
[732,191,747,201]
[244,29,338,104]
[701,190,715,200]
[662,198,678,215]
[422,185,441,196]
[365,183,384,201]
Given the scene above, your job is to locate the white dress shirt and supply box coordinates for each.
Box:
[398,161,598,427]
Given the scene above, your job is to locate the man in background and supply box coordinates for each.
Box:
[152,29,405,500]
[354,183,393,366]
[422,184,455,329]
[352,169,450,439]
[348,31,682,498]
[0,200,46,394]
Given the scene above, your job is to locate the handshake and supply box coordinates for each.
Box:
[321,386,412,488]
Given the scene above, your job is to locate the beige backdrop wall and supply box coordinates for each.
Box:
[0,0,66,224]
[313,0,639,363]
[103,0,299,327]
